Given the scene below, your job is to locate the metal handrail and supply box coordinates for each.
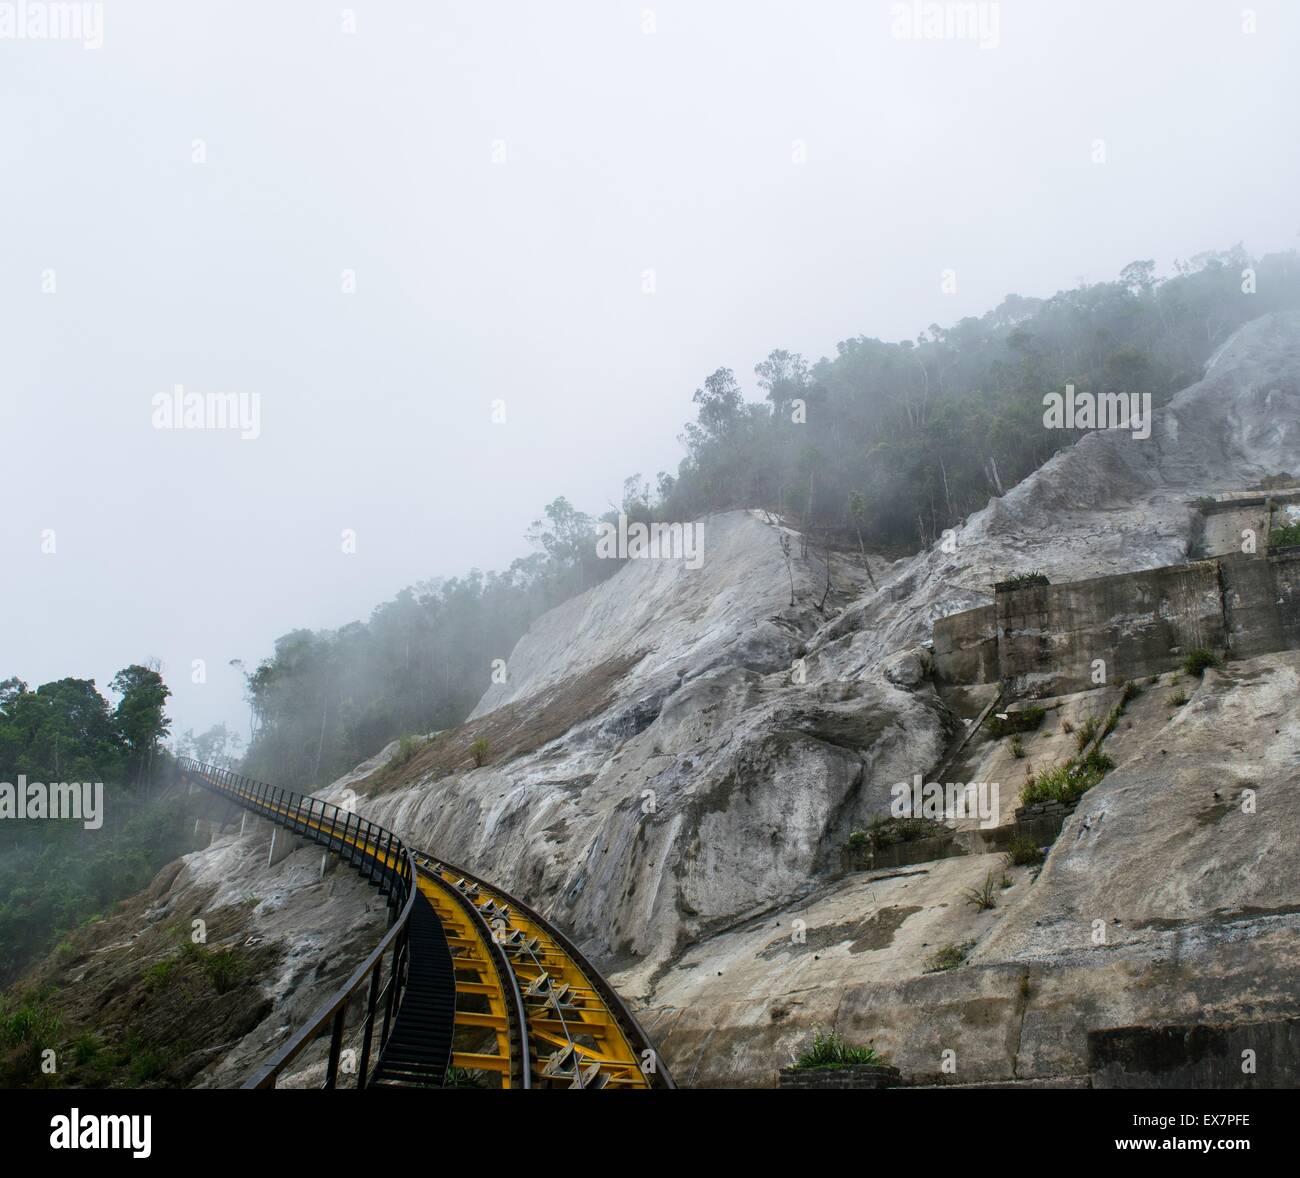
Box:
[178,758,420,1089]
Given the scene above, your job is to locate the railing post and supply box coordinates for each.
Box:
[380,930,402,1051]
[365,823,378,881]
[324,1007,346,1090]
[357,957,384,1089]
[378,831,393,894]
[342,811,356,865]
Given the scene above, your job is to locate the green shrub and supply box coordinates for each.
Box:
[1009,735,1025,759]
[444,1066,488,1088]
[388,734,423,769]
[1004,834,1043,866]
[179,938,205,961]
[1271,518,1300,547]
[1183,648,1219,677]
[1021,751,1113,806]
[0,995,63,1085]
[1169,690,1188,707]
[1074,715,1098,751]
[468,738,490,768]
[128,1049,170,1085]
[0,996,62,1051]
[998,572,1049,591]
[72,1033,103,1066]
[203,949,243,995]
[793,1030,884,1071]
[145,958,178,986]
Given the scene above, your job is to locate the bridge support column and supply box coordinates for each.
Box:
[268,824,304,867]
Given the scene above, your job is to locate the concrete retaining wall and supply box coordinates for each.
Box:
[933,552,1300,695]
[932,603,998,685]
[1089,1018,1300,1089]
[996,562,1225,696]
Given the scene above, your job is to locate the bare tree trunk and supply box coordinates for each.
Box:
[816,539,834,612]
[854,525,878,590]
[313,701,327,781]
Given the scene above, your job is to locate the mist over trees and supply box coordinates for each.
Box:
[0,667,186,985]
[234,248,1300,790]
[238,499,616,788]
[655,247,1300,549]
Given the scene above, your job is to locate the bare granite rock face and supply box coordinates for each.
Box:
[642,650,1300,1086]
[320,510,953,973]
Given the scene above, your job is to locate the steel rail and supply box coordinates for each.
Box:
[415,869,532,1089]
[414,851,677,1090]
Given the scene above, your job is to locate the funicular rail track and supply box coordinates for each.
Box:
[178,759,672,1090]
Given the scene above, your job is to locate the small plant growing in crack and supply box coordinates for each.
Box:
[963,873,998,911]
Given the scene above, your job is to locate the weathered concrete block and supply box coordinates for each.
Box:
[933,604,999,685]
[996,560,1226,696]
[1089,1018,1300,1089]
[777,1064,901,1090]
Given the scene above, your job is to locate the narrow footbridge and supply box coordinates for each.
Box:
[178,759,673,1090]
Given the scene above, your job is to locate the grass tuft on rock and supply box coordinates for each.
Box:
[1021,751,1113,807]
[924,942,975,972]
[792,1030,884,1070]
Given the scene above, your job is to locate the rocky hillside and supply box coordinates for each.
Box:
[330,309,1300,1086]
[24,311,1298,1088]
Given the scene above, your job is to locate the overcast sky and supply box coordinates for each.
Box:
[2,0,1297,742]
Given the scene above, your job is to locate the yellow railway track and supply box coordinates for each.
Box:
[182,761,672,1090]
[415,854,660,1089]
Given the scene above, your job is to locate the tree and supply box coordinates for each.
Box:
[110,666,171,785]
[690,368,744,442]
[526,497,597,597]
[754,349,809,415]
[175,722,243,768]
[1119,259,1157,295]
